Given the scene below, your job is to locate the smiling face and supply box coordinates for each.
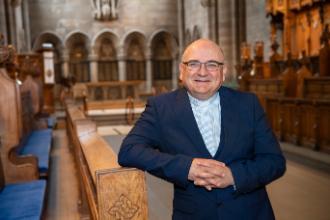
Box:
[179,39,226,100]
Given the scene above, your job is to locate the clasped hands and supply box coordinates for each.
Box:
[188,158,234,191]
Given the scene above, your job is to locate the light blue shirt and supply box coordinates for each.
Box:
[188,92,221,156]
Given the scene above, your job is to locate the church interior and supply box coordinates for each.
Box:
[0,0,330,219]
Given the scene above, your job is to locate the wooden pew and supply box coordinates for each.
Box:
[303,77,330,100]
[0,68,39,183]
[0,136,47,219]
[66,105,148,219]
[247,78,284,108]
[266,97,330,154]
[0,68,53,182]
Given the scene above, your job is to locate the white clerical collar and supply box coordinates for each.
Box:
[188,92,219,107]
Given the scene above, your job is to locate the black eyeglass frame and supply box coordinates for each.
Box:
[182,60,224,71]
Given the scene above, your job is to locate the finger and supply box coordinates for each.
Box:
[196,159,225,168]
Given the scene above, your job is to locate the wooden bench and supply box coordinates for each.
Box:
[86,99,145,126]
[0,69,52,181]
[66,104,148,219]
[0,137,47,220]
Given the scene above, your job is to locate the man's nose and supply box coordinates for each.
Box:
[198,64,208,76]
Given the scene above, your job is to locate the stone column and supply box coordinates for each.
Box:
[0,0,7,43]
[146,54,152,93]
[14,3,24,52]
[89,51,98,82]
[118,52,126,81]
[177,0,185,56]
[22,0,31,51]
[62,49,70,78]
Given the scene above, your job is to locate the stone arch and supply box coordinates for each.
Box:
[123,31,147,81]
[149,30,177,91]
[32,31,64,83]
[65,31,91,82]
[93,31,119,81]
[92,29,120,52]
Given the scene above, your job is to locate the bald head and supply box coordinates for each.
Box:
[182,39,224,62]
[179,38,227,100]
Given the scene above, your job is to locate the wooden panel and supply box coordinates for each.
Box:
[304,77,330,99]
[265,98,282,139]
[282,100,298,143]
[97,168,148,220]
[79,132,120,183]
[0,69,39,184]
[298,101,317,148]
[66,106,149,219]
[318,101,330,153]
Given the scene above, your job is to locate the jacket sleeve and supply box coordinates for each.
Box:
[229,94,286,194]
[118,98,193,188]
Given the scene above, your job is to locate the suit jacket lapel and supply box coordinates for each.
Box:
[214,87,237,160]
[175,88,211,157]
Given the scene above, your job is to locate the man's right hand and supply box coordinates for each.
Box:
[188,158,233,190]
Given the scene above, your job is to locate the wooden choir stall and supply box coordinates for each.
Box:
[238,0,330,154]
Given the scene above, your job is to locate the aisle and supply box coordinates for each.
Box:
[268,160,330,220]
[46,129,80,220]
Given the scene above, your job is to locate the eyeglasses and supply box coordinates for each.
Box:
[182,60,224,72]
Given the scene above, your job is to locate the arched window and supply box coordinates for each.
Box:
[67,34,90,82]
[151,32,173,90]
[126,38,145,80]
[97,38,118,81]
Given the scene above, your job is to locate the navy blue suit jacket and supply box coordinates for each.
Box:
[118,86,286,220]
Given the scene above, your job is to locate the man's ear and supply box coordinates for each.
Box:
[179,63,184,81]
[222,65,228,82]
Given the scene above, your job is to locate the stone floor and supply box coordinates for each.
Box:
[46,126,330,220]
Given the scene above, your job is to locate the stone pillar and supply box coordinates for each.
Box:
[14,3,24,52]
[62,49,70,78]
[118,54,126,81]
[89,51,98,82]
[22,0,31,51]
[146,54,152,93]
[117,47,126,81]
[177,0,185,56]
[0,0,7,43]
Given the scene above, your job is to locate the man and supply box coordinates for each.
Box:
[118,39,286,220]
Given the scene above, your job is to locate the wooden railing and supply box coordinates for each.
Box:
[66,103,148,220]
[73,81,144,101]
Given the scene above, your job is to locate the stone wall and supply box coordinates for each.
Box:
[28,0,178,49]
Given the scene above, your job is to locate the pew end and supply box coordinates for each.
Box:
[67,105,149,219]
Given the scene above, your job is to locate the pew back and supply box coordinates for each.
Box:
[0,69,38,183]
[67,105,148,219]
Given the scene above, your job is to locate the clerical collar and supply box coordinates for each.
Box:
[187,92,219,107]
